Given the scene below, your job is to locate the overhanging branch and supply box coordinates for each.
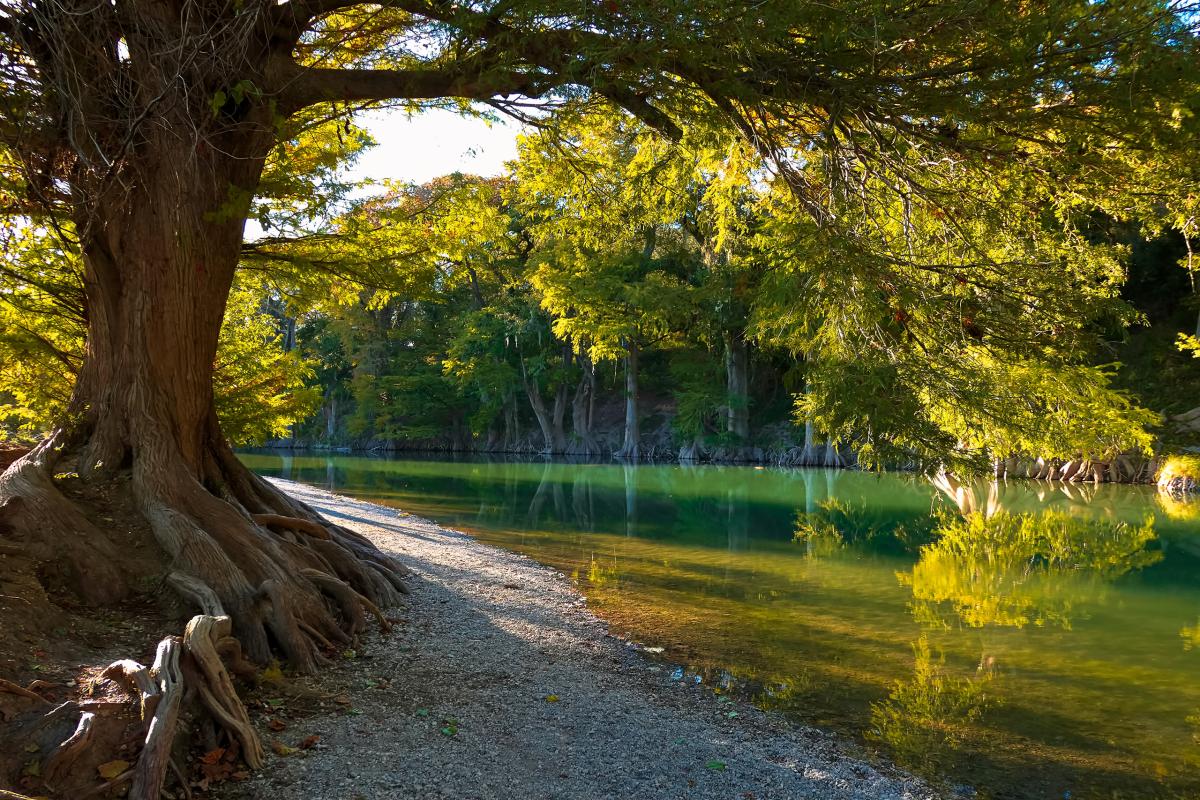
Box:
[277,62,554,111]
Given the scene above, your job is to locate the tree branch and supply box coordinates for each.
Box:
[276,61,553,111]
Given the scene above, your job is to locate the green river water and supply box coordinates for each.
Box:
[240,453,1200,800]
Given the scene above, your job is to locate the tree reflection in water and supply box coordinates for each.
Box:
[902,511,1161,630]
[873,505,1166,775]
[868,635,994,773]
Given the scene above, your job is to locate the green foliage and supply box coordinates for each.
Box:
[214,280,322,446]
[668,352,724,440]
[1157,454,1200,485]
[751,168,1162,471]
[0,226,83,439]
[2,0,1199,466]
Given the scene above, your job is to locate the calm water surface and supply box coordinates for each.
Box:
[240,453,1200,800]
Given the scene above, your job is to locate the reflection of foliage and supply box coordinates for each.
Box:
[1157,492,1200,521]
[902,512,1160,630]
[1183,620,1200,651]
[793,498,923,557]
[576,555,619,591]
[792,508,844,558]
[868,636,993,771]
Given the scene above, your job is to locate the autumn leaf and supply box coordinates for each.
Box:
[298,734,321,750]
[544,694,560,703]
[268,718,287,731]
[260,662,285,684]
[271,740,297,757]
[200,748,226,765]
[333,693,352,705]
[97,759,130,779]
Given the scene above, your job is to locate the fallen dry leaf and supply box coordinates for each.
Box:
[267,718,287,732]
[96,759,130,779]
[199,748,226,765]
[270,740,297,757]
[333,693,352,705]
[298,734,321,750]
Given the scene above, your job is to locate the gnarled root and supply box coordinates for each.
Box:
[2,615,267,800]
[1,419,409,797]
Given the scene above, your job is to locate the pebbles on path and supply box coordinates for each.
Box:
[224,478,940,800]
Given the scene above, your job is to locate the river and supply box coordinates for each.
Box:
[240,452,1200,800]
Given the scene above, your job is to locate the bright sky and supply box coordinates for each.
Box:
[349,107,522,184]
[244,108,521,240]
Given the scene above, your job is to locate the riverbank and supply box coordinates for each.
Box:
[223,478,939,800]
[252,441,1200,489]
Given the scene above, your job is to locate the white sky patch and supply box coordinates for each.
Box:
[349,107,521,184]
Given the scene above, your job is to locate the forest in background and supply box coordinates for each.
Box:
[4,106,1200,471]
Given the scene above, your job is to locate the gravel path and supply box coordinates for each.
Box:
[227,478,940,800]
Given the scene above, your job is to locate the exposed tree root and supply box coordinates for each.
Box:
[0,679,50,704]
[1,421,408,797]
[252,513,330,540]
[2,615,269,799]
[130,637,184,800]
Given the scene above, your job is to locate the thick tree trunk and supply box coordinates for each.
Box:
[678,436,705,461]
[724,332,751,443]
[1,141,407,676]
[798,419,822,465]
[520,355,569,455]
[522,365,556,455]
[570,353,600,456]
[550,345,571,453]
[0,140,409,800]
[822,435,844,468]
[796,360,823,466]
[0,15,419,795]
[325,391,339,441]
[503,389,520,451]
[614,342,640,461]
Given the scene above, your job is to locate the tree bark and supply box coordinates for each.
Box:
[724,332,751,444]
[521,362,557,455]
[614,342,640,460]
[549,344,571,453]
[0,135,406,677]
[519,347,571,455]
[503,389,520,451]
[570,353,600,456]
